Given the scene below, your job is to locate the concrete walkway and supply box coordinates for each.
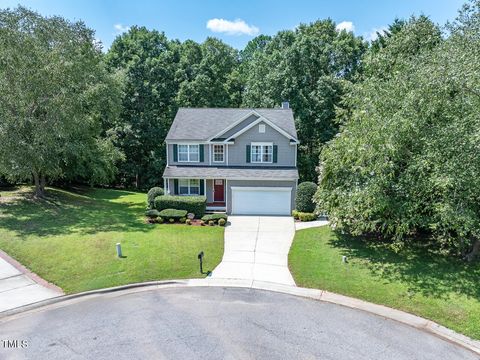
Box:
[295,219,329,230]
[0,253,62,312]
[211,216,295,285]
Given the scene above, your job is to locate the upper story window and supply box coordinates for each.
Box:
[178,144,199,162]
[251,142,273,163]
[213,145,224,162]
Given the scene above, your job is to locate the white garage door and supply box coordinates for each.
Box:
[231,187,292,215]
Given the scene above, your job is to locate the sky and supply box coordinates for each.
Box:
[1,0,466,50]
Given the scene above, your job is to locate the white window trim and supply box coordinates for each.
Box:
[178,179,200,195]
[177,144,200,163]
[213,144,225,163]
[251,142,273,164]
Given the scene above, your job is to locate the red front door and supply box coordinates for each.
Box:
[213,179,225,202]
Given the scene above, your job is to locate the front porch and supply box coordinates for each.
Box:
[165,177,227,212]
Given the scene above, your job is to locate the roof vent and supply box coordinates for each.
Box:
[281,101,290,109]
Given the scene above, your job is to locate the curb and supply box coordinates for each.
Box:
[1,278,479,356]
[0,250,64,294]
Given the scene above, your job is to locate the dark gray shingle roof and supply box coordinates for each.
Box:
[163,166,299,180]
[166,108,297,141]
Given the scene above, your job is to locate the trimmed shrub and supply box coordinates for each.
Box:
[201,213,228,223]
[292,210,300,219]
[218,218,226,227]
[186,219,192,225]
[208,220,215,226]
[200,220,205,226]
[158,209,188,220]
[145,209,160,219]
[179,217,186,223]
[154,195,206,218]
[169,218,175,223]
[296,182,317,213]
[147,187,164,209]
[158,217,164,224]
[297,212,317,222]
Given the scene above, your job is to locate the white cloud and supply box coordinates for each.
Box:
[206,18,259,36]
[336,21,355,33]
[114,23,130,33]
[365,27,388,41]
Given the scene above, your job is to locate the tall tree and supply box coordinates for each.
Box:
[316,11,480,260]
[106,27,180,189]
[0,7,122,197]
[243,20,365,181]
[176,37,242,107]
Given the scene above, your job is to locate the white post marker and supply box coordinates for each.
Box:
[116,243,123,258]
[342,256,348,263]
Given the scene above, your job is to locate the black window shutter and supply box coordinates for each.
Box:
[273,145,278,163]
[199,145,204,162]
[199,179,205,195]
[173,144,178,162]
[246,145,251,163]
[174,179,179,194]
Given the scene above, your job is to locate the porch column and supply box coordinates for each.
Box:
[204,179,207,197]
[163,178,167,194]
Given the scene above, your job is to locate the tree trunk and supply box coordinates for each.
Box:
[40,174,46,195]
[465,239,480,262]
[32,171,44,198]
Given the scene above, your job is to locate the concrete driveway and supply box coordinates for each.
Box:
[211,216,295,285]
[0,287,475,359]
[0,254,62,312]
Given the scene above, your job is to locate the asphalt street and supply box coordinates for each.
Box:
[0,287,476,360]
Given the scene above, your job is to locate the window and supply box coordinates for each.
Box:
[177,144,199,162]
[178,179,200,195]
[251,143,273,163]
[213,145,224,162]
[259,124,266,133]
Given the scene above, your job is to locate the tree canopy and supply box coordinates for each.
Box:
[0,7,122,196]
[315,5,480,260]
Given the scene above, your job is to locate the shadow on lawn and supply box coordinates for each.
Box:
[329,232,480,300]
[0,187,149,237]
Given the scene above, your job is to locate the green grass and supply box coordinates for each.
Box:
[289,226,480,340]
[0,186,224,294]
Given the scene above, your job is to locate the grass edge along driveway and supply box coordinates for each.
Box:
[0,186,224,294]
[288,226,480,340]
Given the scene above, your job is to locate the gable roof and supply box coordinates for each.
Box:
[165,108,297,142]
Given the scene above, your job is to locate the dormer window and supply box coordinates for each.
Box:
[213,144,224,162]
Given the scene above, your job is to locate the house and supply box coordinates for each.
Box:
[162,103,299,215]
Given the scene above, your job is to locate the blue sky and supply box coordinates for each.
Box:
[2,0,465,50]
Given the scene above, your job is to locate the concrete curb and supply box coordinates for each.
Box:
[1,278,479,356]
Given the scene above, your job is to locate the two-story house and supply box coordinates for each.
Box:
[162,103,299,215]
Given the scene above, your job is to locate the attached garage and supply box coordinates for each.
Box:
[231,187,292,215]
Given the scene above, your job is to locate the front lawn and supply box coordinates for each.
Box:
[289,226,480,340]
[0,186,224,294]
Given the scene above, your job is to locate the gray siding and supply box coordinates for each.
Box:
[227,121,296,167]
[167,143,210,166]
[205,179,214,202]
[226,180,296,214]
[221,114,259,139]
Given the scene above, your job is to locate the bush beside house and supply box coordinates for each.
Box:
[154,195,206,218]
[147,187,164,209]
[296,182,317,213]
